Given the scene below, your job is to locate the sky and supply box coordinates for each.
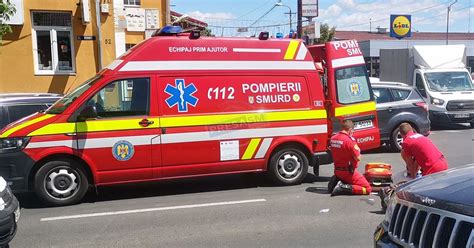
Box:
[171,0,473,36]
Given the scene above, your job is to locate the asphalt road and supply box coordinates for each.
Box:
[12,124,473,248]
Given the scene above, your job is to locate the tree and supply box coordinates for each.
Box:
[0,0,16,41]
[317,23,336,44]
[200,28,213,37]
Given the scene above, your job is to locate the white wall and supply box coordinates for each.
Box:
[113,0,126,57]
[367,40,474,57]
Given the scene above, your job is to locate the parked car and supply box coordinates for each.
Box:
[0,93,61,130]
[374,165,474,247]
[371,82,430,151]
[0,177,20,248]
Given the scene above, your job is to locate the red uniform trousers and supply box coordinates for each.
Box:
[335,170,372,195]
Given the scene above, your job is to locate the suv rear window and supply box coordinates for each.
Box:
[391,89,411,101]
[7,104,46,123]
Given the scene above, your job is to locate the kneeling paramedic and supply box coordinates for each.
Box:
[329,120,372,196]
[379,123,448,210]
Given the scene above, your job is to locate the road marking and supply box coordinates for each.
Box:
[40,199,267,222]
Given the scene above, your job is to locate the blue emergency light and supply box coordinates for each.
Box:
[153,25,183,36]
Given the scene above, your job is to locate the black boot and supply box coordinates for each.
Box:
[327,175,340,193]
[331,181,353,196]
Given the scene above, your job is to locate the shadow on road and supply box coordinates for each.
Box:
[305,186,329,195]
[370,210,386,215]
[17,173,269,209]
[18,172,326,209]
[431,123,471,131]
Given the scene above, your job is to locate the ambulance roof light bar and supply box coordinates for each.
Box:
[259,32,269,40]
[152,25,183,37]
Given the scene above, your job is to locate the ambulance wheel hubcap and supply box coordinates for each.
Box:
[277,154,301,179]
[45,168,79,199]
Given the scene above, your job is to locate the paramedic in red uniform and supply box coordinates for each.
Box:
[379,123,448,211]
[329,120,372,196]
[400,123,448,178]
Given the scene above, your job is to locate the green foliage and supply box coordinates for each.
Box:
[200,28,213,37]
[317,23,336,44]
[0,0,16,40]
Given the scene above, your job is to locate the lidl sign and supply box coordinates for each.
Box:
[390,15,411,39]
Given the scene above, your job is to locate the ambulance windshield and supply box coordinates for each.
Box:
[335,65,372,104]
[47,75,102,114]
[424,71,473,92]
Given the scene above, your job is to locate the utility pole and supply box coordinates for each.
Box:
[284,11,294,31]
[369,18,372,33]
[275,1,294,32]
[446,0,458,45]
[95,0,102,70]
[297,0,302,38]
[469,0,472,33]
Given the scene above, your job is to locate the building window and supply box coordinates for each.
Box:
[31,12,75,75]
[123,0,141,6]
[125,43,136,51]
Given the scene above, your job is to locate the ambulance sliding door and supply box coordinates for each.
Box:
[157,75,314,178]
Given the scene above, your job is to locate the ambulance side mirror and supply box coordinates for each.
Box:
[77,105,98,121]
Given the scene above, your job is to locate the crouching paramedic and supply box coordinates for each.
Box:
[400,123,448,178]
[379,123,448,210]
[329,120,372,196]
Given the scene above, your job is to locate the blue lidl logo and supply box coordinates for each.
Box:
[390,15,411,39]
[349,81,362,96]
[164,79,198,112]
[112,140,134,161]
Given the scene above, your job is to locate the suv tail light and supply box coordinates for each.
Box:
[413,102,428,112]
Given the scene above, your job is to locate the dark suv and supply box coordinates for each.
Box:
[0,177,19,247]
[372,82,430,151]
[0,93,61,130]
[374,165,474,247]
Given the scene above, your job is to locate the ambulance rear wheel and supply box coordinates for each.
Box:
[268,147,308,185]
[34,159,89,206]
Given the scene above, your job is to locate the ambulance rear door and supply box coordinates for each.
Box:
[324,40,380,150]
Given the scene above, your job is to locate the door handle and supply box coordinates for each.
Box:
[139,119,154,127]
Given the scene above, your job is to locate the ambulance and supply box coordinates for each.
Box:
[0,27,380,206]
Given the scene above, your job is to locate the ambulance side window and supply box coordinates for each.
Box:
[86,78,150,118]
[335,65,372,104]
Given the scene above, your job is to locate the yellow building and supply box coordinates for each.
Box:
[0,0,168,93]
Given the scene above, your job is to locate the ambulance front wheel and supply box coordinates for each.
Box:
[268,147,309,185]
[34,159,89,206]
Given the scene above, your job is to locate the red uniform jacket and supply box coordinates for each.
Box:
[402,131,447,176]
[330,131,360,170]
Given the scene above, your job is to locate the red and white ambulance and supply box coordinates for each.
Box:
[0,28,380,206]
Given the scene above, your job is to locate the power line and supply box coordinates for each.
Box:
[337,1,451,29]
[208,19,310,29]
[248,4,278,28]
[412,4,473,26]
[235,0,275,19]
